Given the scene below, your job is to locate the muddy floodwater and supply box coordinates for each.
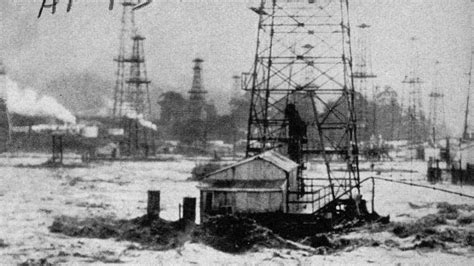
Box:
[0,153,473,264]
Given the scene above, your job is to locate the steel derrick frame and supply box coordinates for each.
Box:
[244,0,360,200]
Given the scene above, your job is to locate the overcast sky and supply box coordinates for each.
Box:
[0,0,472,136]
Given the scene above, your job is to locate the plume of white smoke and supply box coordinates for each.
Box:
[124,111,158,131]
[4,77,76,124]
[120,102,157,131]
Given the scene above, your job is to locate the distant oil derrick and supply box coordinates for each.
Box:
[353,23,377,141]
[0,60,11,153]
[376,86,399,141]
[463,49,473,140]
[231,74,242,99]
[244,0,361,208]
[186,58,208,149]
[428,60,447,143]
[112,0,155,157]
[188,58,208,121]
[402,37,427,145]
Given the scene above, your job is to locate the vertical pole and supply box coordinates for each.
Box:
[52,135,55,162]
[463,49,472,139]
[285,172,289,213]
[147,190,160,219]
[60,135,63,164]
[182,197,196,223]
[371,177,375,213]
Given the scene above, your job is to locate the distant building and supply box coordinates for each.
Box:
[198,150,298,220]
[459,142,474,170]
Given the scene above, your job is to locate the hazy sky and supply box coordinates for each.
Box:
[0,0,472,136]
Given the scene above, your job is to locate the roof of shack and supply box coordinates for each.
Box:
[198,179,286,192]
[206,150,298,177]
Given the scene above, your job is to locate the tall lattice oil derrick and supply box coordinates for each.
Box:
[244,0,361,212]
[112,1,155,157]
[113,1,136,119]
[352,23,376,141]
[187,58,208,149]
[402,37,426,145]
[428,60,447,144]
[376,86,398,141]
[463,48,473,140]
[124,34,155,156]
[0,60,11,153]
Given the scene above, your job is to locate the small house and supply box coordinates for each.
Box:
[198,150,298,219]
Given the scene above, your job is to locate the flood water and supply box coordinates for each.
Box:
[0,154,473,264]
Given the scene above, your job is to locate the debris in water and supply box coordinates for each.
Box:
[0,239,8,248]
[192,215,292,253]
[457,214,474,225]
[49,215,187,250]
[437,202,460,219]
[18,258,52,266]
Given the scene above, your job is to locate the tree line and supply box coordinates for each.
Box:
[156,87,431,146]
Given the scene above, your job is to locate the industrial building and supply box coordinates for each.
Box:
[198,150,298,219]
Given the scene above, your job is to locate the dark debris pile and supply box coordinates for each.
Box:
[192,215,291,253]
[49,215,186,250]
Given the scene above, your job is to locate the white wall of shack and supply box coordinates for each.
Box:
[460,145,474,168]
[209,191,284,213]
[203,158,300,213]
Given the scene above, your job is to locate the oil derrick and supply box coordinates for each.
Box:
[376,86,398,141]
[0,60,11,153]
[463,49,473,140]
[402,37,426,144]
[352,23,376,141]
[112,1,155,157]
[231,75,242,98]
[428,61,447,144]
[113,1,135,118]
[187,58,208,149]
[245,0,361,208]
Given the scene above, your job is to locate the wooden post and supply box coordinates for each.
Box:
[182,197,196,223]
[371,177,375,213]
[52,135,55,162]
[147,190,160,219]
[52,134,64,164]
[59,135,63,163]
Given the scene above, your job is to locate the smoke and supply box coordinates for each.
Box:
[124,111,158,131]
[4,77,76,124]
[120,102,157,131]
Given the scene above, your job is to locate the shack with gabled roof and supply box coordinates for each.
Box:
[198,150,299,219]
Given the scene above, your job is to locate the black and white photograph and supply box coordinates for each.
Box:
[0,0,473,264]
